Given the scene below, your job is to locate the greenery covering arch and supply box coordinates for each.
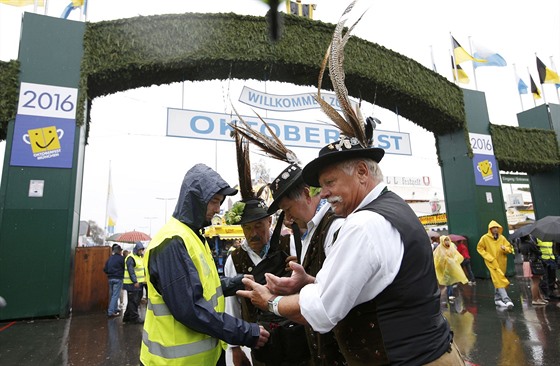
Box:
[0,12,558,172]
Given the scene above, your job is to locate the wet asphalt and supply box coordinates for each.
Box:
[1,264,559,366]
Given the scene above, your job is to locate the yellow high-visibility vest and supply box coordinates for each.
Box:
[123,253,145,284]
[140,217,225,365]
[537,239,555,260]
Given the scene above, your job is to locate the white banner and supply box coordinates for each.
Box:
[167,108,412,155]
[17,82,78,119]
[469,133,494,155]
[238,86,358,112]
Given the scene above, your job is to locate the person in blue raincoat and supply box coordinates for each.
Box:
[140,164,269,366]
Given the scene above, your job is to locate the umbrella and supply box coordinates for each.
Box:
[427,231,440,239]
[111,230,151,243]
[530,216,560,242]
[106,233,123,241]
[448,234,467,243]
[509,223,536,241]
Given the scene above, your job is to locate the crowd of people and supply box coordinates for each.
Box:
[97,4,558,365]
[103,242,147,323]
[428,223,559,310]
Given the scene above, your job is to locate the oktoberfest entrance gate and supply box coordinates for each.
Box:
[0,12,559,320]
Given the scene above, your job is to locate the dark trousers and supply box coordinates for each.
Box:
[539,259,557,297]
[216,351,226,366]
[123,289,143,322]
[461,258,475,282]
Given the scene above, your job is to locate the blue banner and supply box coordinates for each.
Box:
[472,154,499,186]
[10,114,75,168]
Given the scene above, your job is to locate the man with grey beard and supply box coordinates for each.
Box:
[238,138,464,365]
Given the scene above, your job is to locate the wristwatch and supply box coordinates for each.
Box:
[267,296,277,313]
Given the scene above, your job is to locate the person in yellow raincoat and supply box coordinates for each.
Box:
[477,220,514,309]
[434,235,468,301]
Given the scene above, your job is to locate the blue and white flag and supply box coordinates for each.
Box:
[516,72,528,94]
[472,40,507,68]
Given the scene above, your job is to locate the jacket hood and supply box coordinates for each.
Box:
[133,242,144,255]
[439,235,451,246]
[172,163,237,229]
[487,220,503,236]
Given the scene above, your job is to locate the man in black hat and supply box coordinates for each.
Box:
[239,136,464,365]
[224,196,310,366]
[267,163,345,365]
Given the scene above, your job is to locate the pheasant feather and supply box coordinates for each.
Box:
[232,127,254,201]
[316,0,373,147]
[229,106,300,165]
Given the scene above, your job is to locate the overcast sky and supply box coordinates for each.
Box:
[0,0,558,234]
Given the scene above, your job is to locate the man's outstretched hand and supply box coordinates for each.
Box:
[237,278,272,311]
[265,261,314,295]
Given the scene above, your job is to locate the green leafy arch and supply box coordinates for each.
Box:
[1,12,558,172]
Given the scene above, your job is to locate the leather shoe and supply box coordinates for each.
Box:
[124,318,144,324]
[108,312,120,318]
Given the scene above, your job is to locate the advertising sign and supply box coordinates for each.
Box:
[167,108,412,155]
[10,82,77,168]
[469,133,499,187]
[238,86,357,112]
[472,153,500,187]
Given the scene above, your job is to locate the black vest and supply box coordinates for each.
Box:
[334,191,451,366]
[231,236,311,364]
[301,209,347,366]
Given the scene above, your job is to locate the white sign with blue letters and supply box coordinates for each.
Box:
[167,108,412,155]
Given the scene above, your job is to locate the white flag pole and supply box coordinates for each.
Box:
[549,55,560,103]
[105,161,111,235]
[536,53,548,105]
[528,67,538,108]
[468,36,479,90]
[512,63,524,111]
[430,45,437,73]
[450,33,459,85]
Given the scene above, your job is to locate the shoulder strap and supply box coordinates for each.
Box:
[291,222,302,262]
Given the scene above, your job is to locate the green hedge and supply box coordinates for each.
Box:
[79,12,465,135]
[1,12,559,173]
[490,123,560,173]
[0,60,20,141]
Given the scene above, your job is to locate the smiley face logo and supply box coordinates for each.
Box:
[476,159,493,181]
[23,126,64,154]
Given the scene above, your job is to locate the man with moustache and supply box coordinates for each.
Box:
[224,188,310,365]
[224,122,309,366]
[266,163,346,365]
[238,137,463,365]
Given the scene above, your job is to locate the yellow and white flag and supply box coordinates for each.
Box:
[106,168,118,234]
[0,0,45,6]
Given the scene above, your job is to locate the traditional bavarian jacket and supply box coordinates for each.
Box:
[300,184,451,365]
[299,205,347,366]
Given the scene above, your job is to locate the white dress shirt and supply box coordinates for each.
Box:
[224,239,268,321]
[290,201,344,261]
[299,183,404,333]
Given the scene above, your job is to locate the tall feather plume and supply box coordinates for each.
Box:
[314,0,372,147]
[232,126,254,200]
[229,105,300,165]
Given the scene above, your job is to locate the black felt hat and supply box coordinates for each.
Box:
[238,198,271,225]
[302,137,385,187]
[267,164,304,214]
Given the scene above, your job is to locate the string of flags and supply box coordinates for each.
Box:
[449,33,559,106]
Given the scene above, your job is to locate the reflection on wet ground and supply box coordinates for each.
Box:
[442,267,560,366]
[1,266,559,365]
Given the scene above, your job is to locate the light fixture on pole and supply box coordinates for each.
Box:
[144,216,157,236]
[156,197,176,221]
